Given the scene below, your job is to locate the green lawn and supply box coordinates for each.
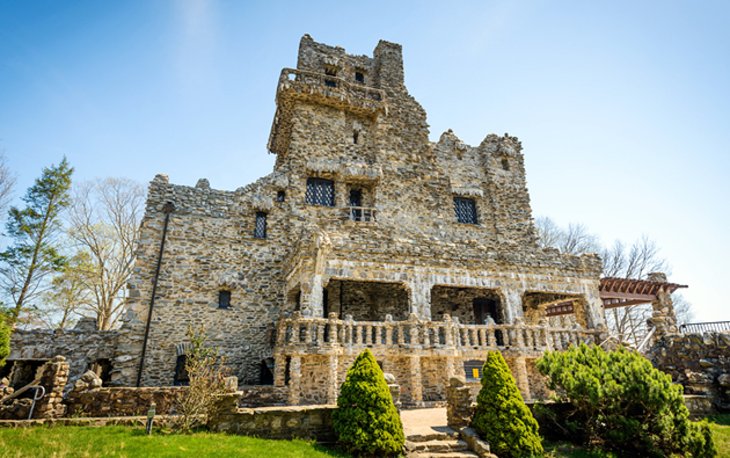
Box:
[0,426,349,458]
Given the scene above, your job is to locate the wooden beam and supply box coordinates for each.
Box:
[599,291,656,301]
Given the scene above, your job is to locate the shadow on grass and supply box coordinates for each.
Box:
[707,414,730,426]
[312,443,351,457]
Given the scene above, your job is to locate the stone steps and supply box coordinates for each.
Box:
[405,428,478,458]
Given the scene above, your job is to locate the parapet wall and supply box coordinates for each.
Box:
[648,332,730,412]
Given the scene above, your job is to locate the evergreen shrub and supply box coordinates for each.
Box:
[332,349,404,457]
[471,351,544,458]
[536,343,716,457]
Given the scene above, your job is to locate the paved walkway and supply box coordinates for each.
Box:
[400,407,451,438]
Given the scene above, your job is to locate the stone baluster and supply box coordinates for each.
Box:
[384,314,394,346]
[478,328,487,347]
[304,321,313,344]
[514,319,526,349]
[502,326,511,347]
[443,314,454,348]
[408,313,421,348]
[397,321,405,345]
[345,315,354,347]
[328,313,338,345]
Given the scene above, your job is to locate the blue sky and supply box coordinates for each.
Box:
[1,1,728,321]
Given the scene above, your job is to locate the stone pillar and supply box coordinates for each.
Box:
[273,355,287,387]
[647,272,678,338]
[445,356,456,380]
[446,377,474,429]
[288,356,302,405]
[299,278,324,317]
[407,276,432,319]
[511,356,531,402]
[502,289,524,324]
[326,354,338,404]
[408,355,423,406]
[33,356,69,419]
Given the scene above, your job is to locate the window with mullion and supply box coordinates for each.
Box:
[254,212,267,239]
[306,178,335,206]
[454,197,478,224]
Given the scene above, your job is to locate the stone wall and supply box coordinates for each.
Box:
[106,33,606,390]
[9,320,118,390]
[648,332,730,412]
[0,356,69,420]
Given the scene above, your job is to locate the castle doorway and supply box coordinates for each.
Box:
[323,279,409,321]
[430,285,504,324]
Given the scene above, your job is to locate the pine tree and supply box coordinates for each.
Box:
[332,349,404,456]
[471,351,543,458]
[0,157,73,324]
[0,307,10,369]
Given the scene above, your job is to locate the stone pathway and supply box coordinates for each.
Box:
[400,408,478,458]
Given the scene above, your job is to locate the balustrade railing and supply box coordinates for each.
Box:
[275,313,600,354]
[278,68,385,103]
[679,321,730,334]
[344,206,377,222]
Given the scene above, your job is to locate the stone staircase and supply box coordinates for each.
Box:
[405,428,478,458]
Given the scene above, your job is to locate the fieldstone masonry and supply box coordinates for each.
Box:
[10,35,614,408]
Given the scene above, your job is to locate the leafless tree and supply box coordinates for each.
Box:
[37,252,94,329]
[536,217,691,347]
[66,178,145,330]
[535,217,600,255]
[0,152,15,215]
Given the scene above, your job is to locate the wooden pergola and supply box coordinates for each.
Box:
[599,277,687,309]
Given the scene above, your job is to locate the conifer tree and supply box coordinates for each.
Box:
[471,351,543,458]
[332,349,404,457]
[0,158,73,323]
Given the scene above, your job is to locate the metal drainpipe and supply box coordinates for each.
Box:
[136,201,175,387]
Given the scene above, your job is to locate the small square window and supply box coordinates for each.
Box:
[454,197,478,224]
[218,290,231,309]
[276,190,286,202]
[306,178,335,206]
[355,71,365,83]
[254,212,267,239]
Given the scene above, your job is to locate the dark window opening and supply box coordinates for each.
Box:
[254,212,267,239]
[353,130,359,144]
[324,67,338,88]
[349,188,363,221]
[276,190,286,202]
[454,197,478,224]
[259,358,274,385]
[501,158,510,171]
[173,355,189,386]
[284,357,292,385]
[218,290,232,309]
[355,71,365,83]
[323,288,329,317]
[306,178,335,206]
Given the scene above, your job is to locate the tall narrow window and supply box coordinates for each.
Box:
[218,290,231,309]
[254,212,267,239]
[454,197,478,224]
[306,178,335,206]
[276,190,286,202]
[353,130,359,144]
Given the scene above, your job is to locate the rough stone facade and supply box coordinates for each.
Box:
[108,34,607,403]
[9,35,610,407]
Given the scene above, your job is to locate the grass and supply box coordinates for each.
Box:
[544,414,730,458]
[0,426,349,458]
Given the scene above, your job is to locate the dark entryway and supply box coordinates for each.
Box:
[431,286,503,324]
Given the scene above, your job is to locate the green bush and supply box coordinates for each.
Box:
[471,351,543,458]
[536,344,716,457]
[332,349,404,457]
[0,307,11,369]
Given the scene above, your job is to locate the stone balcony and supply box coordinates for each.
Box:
[274,312,602,359]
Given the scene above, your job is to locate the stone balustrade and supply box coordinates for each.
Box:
[276,68,385,116]
[275,312,600,357]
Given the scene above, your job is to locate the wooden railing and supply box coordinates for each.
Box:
[679,321,730,335]
[275,313,600,354]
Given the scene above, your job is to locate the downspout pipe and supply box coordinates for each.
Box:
[136,201,175,387]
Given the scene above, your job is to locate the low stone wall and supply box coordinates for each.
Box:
[210,392,336,441]
[237,385,289,407]
[66,385,185,417]
[648,332,730,412]
[445,377,480,428]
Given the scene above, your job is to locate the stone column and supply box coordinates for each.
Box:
[407,276,432,320]
[502,288,524,324]
[511,356,531,402]
[273,355,287,387]
[288,356,302,405]
[326,354,339,404]
[647,272,678,338]
[408,355,423,406]
[299,279,324,318]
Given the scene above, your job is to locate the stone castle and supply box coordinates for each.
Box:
[8,35,614,407]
